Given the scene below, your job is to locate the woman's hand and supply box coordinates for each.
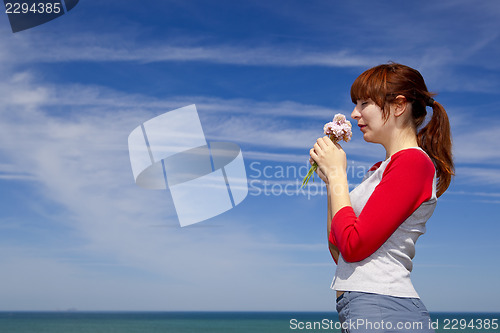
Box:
[309,136,347,182]
[309,156,329,184]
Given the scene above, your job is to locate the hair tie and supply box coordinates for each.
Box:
[427,97,435,107]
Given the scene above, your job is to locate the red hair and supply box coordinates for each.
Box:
[350,63,454,197]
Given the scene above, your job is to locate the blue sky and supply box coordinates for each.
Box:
[0,0,499,312]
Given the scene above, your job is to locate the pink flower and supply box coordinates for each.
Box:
[323,113,352,143]
[302,113,352,187]
[333,113,346,123]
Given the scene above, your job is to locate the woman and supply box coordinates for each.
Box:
[310,63,453,332]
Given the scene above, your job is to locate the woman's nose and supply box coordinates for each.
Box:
[351,107,361,120]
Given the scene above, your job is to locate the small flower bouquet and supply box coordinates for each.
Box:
[301,114,352,187]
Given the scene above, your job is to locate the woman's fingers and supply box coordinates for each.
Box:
[313,143,319,155]
[320,136,336,147]
[316,137,338,153]
[311,136,343,163]
[316,136,328,149]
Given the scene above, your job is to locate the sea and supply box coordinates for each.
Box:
[0,312,499,333]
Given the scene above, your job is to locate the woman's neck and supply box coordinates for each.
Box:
[383,128,419,160]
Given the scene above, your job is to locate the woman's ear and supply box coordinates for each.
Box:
[393,95,408,117]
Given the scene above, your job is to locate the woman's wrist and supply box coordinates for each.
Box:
[327,170,350,213]
[326,167,347,183]
[327,179,348,196]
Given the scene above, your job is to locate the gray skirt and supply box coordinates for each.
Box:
[336,291,435,333]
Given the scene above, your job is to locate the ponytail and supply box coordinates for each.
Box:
[417,100,454,197]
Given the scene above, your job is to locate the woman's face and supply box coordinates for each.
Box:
[351,99,389,144]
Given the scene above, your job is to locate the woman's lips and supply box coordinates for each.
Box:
[358,124,367,131]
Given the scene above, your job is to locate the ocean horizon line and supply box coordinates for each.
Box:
[1,310,499,314]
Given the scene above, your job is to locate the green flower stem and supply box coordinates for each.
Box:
[301,162,317,188]
[301,135,338,188]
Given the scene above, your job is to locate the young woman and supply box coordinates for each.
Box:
[310,63,454,332]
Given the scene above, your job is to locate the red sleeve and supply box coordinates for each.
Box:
[329,149,435,263]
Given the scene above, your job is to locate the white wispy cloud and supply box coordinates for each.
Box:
[1,31,383,67]
[454,167,500,186]
[0,23,496,76]
[452,126,500,165]
[448,190,500,198]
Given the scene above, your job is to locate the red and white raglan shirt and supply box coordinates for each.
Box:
[330,147,437,298]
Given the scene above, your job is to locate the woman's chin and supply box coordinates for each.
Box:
[363,135,382,145]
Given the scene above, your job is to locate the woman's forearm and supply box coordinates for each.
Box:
[327,186,340,263]
[327,170,351,217]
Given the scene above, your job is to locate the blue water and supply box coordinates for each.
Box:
[0,312,498,332]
